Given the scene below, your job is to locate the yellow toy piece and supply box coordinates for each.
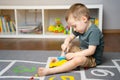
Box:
[48,25,55,32]
[34,73,39,77]
[95,18,99,26]
[49,59,67,68]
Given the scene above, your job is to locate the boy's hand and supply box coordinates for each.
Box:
[61,43,69,52]
[65,53,75,60]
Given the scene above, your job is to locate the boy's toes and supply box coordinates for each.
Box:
[38,68,44,76]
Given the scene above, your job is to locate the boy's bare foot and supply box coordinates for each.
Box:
[38,68,48,76]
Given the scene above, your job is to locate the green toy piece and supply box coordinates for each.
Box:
[54,24,64,33]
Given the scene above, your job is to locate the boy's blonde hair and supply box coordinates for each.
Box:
[66,3,90,21]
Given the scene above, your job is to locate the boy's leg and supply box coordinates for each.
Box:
[38,55,88,76]
[38,43,96,76]
[67,43,96,68]
[67,43,81,53]
[81,56,96,67]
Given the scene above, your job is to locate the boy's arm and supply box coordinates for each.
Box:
[75,45,96,57]
[61,34,76,56]
[64,34,76,46]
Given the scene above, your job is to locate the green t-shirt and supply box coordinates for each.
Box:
[73,24,104,65]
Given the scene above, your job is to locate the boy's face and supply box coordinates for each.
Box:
[67,14,87,34]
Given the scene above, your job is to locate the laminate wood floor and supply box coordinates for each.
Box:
[0,33,120,52]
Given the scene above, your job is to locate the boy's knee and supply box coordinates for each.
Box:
[72,56,86,65]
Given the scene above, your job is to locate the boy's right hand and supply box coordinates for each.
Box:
[61,43,69,52]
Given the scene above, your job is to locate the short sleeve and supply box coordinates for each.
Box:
[72,29,80,37]
[89,30,100,46]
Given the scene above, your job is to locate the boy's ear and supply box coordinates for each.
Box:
[81,16,87,23]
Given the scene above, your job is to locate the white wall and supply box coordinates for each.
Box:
[0,0,102,5]
[0,0,120,29]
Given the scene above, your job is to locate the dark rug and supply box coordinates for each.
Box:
[0,50,120,80]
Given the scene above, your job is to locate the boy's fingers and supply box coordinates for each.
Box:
[51,58,57,62]
[66,47,69,52]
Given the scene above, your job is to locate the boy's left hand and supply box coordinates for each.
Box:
[65,53,75,60]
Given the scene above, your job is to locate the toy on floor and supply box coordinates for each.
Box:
[29,77,34,80]
[34,73,39,77]
[29,74,39,80]
[49,57,67,68]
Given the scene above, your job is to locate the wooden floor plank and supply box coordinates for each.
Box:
[0,33,120,52]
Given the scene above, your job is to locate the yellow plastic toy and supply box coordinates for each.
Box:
[95,18,99,26]
[48,18,65,33]
[49,56,67,68]
[48,25,55,32]
[49,59,67,68]
[34,74,39,77]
